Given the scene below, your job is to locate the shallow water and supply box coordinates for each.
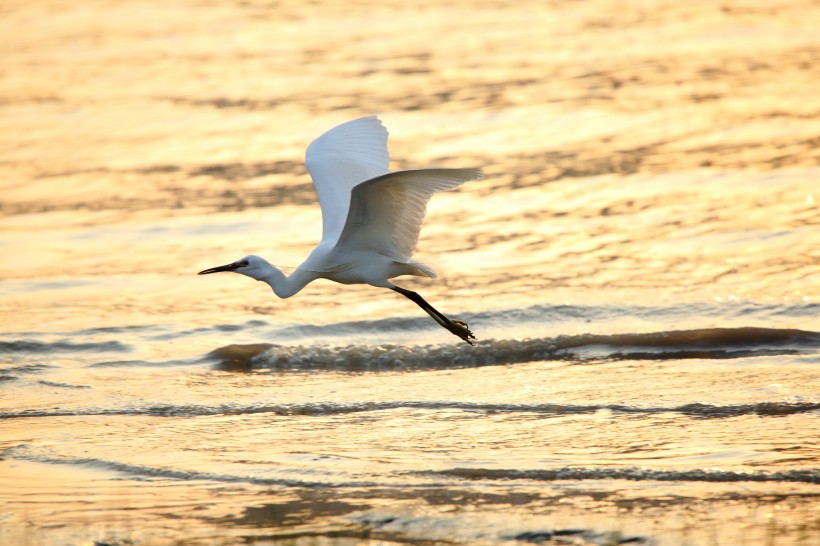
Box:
[1,0,819,545]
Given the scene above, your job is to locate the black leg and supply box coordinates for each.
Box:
[391,286,475,345]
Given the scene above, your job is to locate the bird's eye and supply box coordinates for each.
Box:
[237,260,250,267]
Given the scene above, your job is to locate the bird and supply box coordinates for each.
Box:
[198,116,483,344]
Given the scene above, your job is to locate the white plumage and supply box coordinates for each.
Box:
[337,168,481,262]
[199,116,483,344]
[306,116,390,245]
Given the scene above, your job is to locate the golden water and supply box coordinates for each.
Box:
[1,1,818,545]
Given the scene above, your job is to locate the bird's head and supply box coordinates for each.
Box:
[198,255,272,281]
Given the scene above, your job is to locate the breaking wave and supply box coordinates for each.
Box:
[205,327,820,371]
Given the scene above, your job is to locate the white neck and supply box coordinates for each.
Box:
[257,263,314,299]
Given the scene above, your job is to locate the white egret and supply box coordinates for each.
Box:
[199,116,482,344]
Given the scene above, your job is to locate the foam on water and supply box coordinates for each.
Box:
[204,326,820,371]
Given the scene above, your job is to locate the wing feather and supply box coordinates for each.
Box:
[305,116,390,244]
[336,168,483,261]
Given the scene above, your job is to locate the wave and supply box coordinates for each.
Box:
[0,339,130,354]
[4,444,817,485]
[422,467,820,484]
[35,380,91,389]
[257,301,820,340]
[205,327,820,371]
[89,358,204,368]
[0,363,56,375]
[2,400,817,420]
[0,445,368,487]
[88,302,810,345]
[350,511,648,546]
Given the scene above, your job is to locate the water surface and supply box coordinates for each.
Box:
[1,1,819,545]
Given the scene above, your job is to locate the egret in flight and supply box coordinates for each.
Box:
[199,116,482,344]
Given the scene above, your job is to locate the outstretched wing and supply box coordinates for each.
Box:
[336,168,483,261]
[305,116,390,244]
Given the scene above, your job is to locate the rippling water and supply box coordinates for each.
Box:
[1,1,819,545]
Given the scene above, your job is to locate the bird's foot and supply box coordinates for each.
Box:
[447,319,476,345]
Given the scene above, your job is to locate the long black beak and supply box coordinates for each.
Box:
[198,262,240,275]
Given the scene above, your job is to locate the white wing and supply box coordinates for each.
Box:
[336,168,483,261]
[305,116,390,244]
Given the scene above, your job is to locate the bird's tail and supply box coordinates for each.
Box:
[402,260,437,279]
